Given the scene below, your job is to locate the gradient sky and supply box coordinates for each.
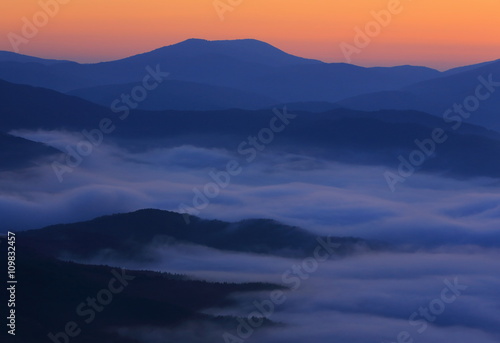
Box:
[1,0,499,69]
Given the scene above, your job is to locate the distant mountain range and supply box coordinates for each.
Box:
[0,38,438,109]
[2,77,500,180]
[2,38,500,179]
[0,76,500,177]
[338,60,500,130]
[68,79,278,111]
[1,38,499,129]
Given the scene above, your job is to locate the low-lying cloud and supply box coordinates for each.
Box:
[2,129,500,250]
[4,129,500,342]
[76,243,500,343]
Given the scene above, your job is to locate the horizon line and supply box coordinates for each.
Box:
[1,38,498,72]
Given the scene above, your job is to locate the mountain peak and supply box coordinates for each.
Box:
[141,38,323,67]
[174,38,281,48]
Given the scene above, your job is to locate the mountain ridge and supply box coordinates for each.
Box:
[337,60,500,130]
[18,208,375,260]
[2,38,497,71]
[0,38,444,105]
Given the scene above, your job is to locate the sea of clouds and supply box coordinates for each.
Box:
[2,129,500,342]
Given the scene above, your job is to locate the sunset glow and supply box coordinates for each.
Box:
[1,0,500,69]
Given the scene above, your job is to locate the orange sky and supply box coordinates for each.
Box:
[1,0,499,70]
